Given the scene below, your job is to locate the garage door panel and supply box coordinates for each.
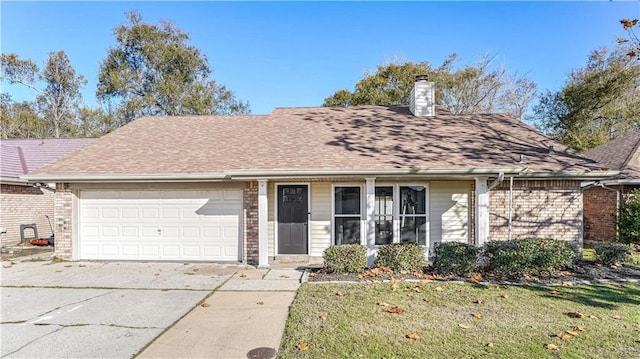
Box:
[80,190,242,261]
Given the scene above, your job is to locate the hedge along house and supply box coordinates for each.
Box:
[25,78,616,266]
[0,138,94,246]
[583,132,640,242]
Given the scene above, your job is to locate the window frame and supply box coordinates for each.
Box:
[374,183,429,247]
[331,184,365,246]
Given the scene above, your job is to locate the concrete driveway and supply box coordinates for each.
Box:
[1,260,240,358]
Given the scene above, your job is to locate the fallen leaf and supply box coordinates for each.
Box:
[154,273,160,276]
[566,331,579,336]
[405,333,420,340]
[588,315,598,319]
[561,282,570,287]
[256,301,264,305]
[549,290,560,295]
[572,326,586,332]
[422,274,436,280]
[545,343,560,351]
[319,314,327,321]
[201,303,210,307]
[500,294,509,299]
[64,264,72,268]
[435,287,443,292]
[308,272,316,277]
[422,298,430,303]
[458,324,470,329]
[356,274,364,279]
[336,291,346,297]
[469,274,483,283]
[377,301,389,307]
[613,315,621,320]
[473,300,483,304]
[239,273,247,278]
[556,333,573,341]
[486,342,494,348]
[280,275,290,278]
[385,306,404,314]
[567,312,584,318]
[161,288,168,292]
[192,268,199,272]
[297,342,309,351]
[78,264,86,268]
[472,313,483,319]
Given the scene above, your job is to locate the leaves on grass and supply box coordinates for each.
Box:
[588,315,599,319]
[319,314,327,321]
[556,332,573,341]
[297,342,309,351]
[435,287,443,292]
[500,294,509,299]
[473,300,483,304]
[566,330,579,336]
[567,312,584,318]
[336,291,347,297]
[469,274,483,283]
[201,303,210,307]
[458,324,470,329]
[385,306,404,314]
[472,313,483,319]
[422,298,430,303]
[545,343,560,351]
[572,325,586,332]
[549,290,560,295]
[613,315,622,320]
[377,301,389,307]
[405,333,420,340]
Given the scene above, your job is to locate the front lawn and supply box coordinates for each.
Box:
[582,245,640,268]
[278,282,640,359]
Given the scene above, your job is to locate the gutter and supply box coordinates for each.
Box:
[22,167,619,183]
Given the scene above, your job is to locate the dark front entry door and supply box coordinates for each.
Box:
[278,185,309,254]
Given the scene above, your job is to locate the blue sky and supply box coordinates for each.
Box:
[1,1,639,115]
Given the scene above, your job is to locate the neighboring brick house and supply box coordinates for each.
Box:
[583,133,640,242]
[25,78,615,266]
[0,138,94,246]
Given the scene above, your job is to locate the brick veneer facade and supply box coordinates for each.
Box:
[243,181,259,264]
[0,184,55,246]
[489,180,583,243]
[53,184,73,259]
[583,184,640,242]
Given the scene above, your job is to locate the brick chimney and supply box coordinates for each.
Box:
[409,75,435,117]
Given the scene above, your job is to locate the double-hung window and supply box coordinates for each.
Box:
[374,184,428,246]
[334,186,362,245]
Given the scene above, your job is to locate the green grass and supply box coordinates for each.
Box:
[278,282,640,359]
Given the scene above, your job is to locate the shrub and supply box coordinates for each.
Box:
[593,242,632,266]
[323,244,367,273]
[618,189,640,244]
[431,242,479,276]
[375,242,425,272]
[482,238,576,277]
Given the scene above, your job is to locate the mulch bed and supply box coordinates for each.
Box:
[308,260,640,286]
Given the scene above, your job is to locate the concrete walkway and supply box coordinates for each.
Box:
[137,266,305,359]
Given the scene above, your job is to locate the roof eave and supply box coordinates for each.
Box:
[22,173,229,183]
[0,176,30,186]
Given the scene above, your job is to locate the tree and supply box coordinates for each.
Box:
[97,11,249,124]
[618,189,640,244]
[1,51,86,137]
[619,18,640,59]
[322,55,536,119]
[0,94,48,138]
[531,45,640,151]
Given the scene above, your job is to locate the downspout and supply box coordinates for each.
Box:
[488,172,505,190]
[508,176,514,241]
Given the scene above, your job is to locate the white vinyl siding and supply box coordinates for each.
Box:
[79,190,242,261]
[429,181,471,245]
[310,183,331,256]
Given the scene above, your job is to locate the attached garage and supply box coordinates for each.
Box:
[78,189,243,261]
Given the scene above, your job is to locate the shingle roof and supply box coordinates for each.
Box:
[584,132,640,180]
[0,138,95,180]
[28,106,608,180]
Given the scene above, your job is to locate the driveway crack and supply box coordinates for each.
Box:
[26,289,117,324]
[1,325,63,358]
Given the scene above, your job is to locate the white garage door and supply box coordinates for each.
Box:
[79,190,242,261]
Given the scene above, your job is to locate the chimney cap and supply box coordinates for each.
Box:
[415,75,429,82]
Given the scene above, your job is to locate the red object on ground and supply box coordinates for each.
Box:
[29,239,49,246]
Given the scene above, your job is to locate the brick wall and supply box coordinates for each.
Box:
[489,180,582,243]
[53,184,73,259]
[0,184,55,246]
[243,181,259,264]
[584,184,640,242]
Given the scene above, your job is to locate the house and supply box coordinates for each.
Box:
[583,132,640,242]
[0,138,94,246]
[24,78,615,266]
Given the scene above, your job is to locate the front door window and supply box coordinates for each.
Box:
[399,186,427,245]
[375,186,394,245]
